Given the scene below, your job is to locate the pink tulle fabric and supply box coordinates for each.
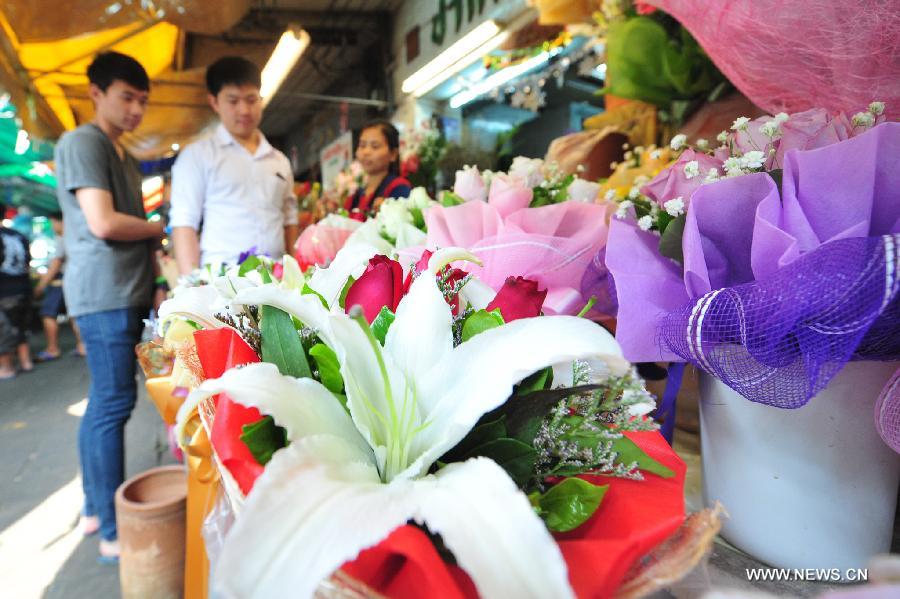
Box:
[647,0,900,121]
[294,218,360,270]
[425,201,611,315]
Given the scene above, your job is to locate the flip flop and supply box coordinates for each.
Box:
[36,351,59,362]
[70,349,87,357]
[0,371,15,381]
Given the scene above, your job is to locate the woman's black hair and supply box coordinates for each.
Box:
[360,120,401,175]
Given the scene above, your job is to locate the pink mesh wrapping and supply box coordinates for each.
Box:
[646,0,900,121]
[293,216,361,270]
[876,368,900,452]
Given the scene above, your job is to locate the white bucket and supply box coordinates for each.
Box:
[699,361,900,572]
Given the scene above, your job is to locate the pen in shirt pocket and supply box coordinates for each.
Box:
[275,172,287,181]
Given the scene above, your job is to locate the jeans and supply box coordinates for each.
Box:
[76,307,147,541]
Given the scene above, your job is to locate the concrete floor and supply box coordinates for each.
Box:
[0,327,173,598]
[1,331,897,598]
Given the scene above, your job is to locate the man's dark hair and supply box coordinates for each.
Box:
[205,56,262,96]
[86,51,150,92]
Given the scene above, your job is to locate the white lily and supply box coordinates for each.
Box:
[184,247,627,598]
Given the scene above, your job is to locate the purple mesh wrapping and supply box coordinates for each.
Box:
[580,246,618,317]
[660,234,900,411]
[876,369,900,452]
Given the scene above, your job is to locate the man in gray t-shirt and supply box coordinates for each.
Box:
[54,51,164,562]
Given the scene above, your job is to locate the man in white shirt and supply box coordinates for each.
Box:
[170,56,299,272]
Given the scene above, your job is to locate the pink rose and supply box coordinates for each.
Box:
[344,255,403,323]
[641,149,723,206]
[486,276,547,322]
[453,166,487,203]
[488,173,533,218]
[773,108,854,168]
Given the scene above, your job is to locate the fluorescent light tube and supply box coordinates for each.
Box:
[261,27,311,106]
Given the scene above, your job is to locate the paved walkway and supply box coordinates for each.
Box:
[0,327,173,598]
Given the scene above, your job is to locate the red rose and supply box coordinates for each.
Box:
[271,262,284,281]
[401,155,420,177]
[345,255,404,323]
[403,250,468,312]
[486,276,547,322]
[635,2,657,14]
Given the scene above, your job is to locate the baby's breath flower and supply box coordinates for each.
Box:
[696,138,709,150]
[650,149,662,160]
[623,150,634,161]
[731,116,751,131]
[664,197,685,217]
[633,174,649,186]
[716,130,729,144]
[740,150,766,170]
[628,186,641,199]
[604,189,618,201]
[773,112,789,123]
[683,160,700,179]
[723,157,744,177]
[852,111,875,128]
[705,167,720,182]
[615,199,633,219]
[760,120,781,139]
[869,101,885,115]
[637,215,653,231]
[669,134,687,151]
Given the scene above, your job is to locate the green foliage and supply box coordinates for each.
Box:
[240,416,287,466]
[530,478,609,532]
[460,309,504,342]
[309,343,344,394]
[371,306,396,345]
[260,305,312,379]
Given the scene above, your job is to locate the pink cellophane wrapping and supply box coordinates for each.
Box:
[646,0,900,121]
[294,215,362,270]
[426,201,610,315]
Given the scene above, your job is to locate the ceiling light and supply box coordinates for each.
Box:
[449,51,551,109]
[402,20,506,96]
[261,27,310,106]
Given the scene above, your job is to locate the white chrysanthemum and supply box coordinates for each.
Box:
[637,215,653,231]
[615,199,633,219]
[740,151,766,170]
[731,116,751,131]
[868,101,885,116]
[683,160,700,180]
[716,131,728,144]
[669,134,687,151]
[664,197,685,217]
[760,120,781,139]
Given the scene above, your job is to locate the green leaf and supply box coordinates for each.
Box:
[462,438,537,488]
[441,417,508,464]
[260,305,312,378]
[612,435,675,478]
[259,265,273,284]
[768,169,783,191]
[338,276,354,310]
[410,206,426,229]
[440,191,466,207]
[533,478,608,532]
[658,213,686,267]
[460,309,504,342]
[309,343,343,393]
[240,416,287,466]
[301,283,329,308]
[515,366,554,396]
[371,306,396,345]
[238,255,261,276]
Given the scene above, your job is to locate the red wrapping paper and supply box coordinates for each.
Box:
[342,431,685,598]
[194,328,266,495]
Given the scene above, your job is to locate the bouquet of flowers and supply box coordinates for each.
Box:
[400,122,447,191]
[159,242,705,598]
[596,103,900,441]
[427,156,610,315]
